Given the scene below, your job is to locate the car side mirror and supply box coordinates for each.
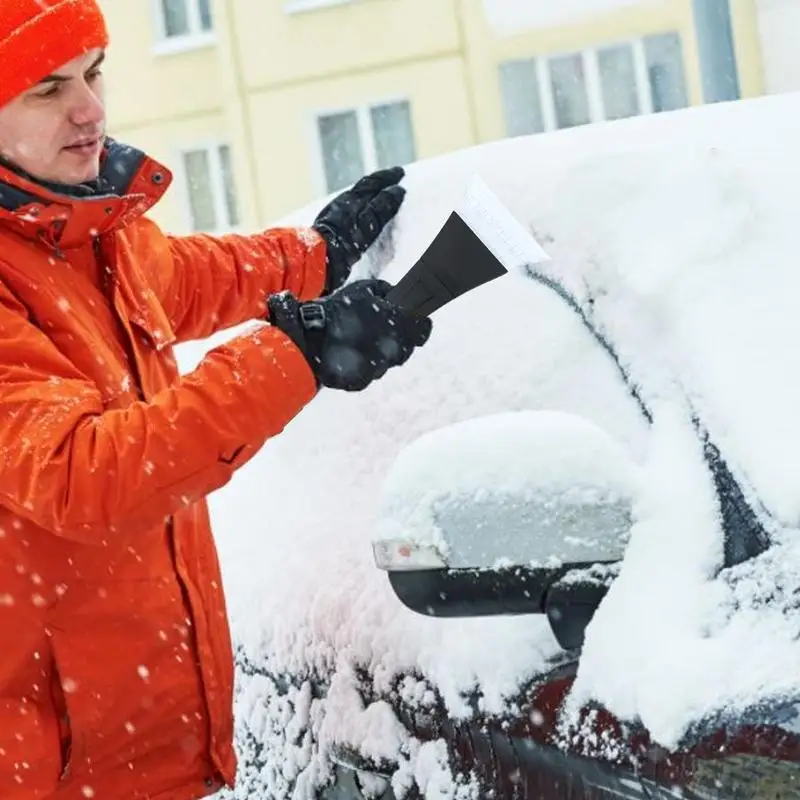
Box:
[373,411,639,650]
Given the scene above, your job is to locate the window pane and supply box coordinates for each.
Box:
[161,0,190,38]
[598,45,640,120]
[549,54,591,129]
[370,101,416,169]
[197,0,213,31]
[644,33,689,112]
[183,150,217,232]
[499,59,545,137]
[318,111,365,193]
[218,145,240,228]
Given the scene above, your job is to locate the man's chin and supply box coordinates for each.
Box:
[56,145,103,185]
[55,160,101,186]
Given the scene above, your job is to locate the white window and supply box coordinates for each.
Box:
[180,144,240,233]
[315,100,417,194]
[153,0,214,53]
[500,32,688,137]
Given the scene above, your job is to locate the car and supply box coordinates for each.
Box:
[192,91,800,799]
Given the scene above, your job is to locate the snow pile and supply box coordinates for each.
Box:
[184,92,800,795]
[377,410,639,568]
[482,0,664,35]
[380,410,638,513]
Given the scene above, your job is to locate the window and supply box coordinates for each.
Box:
[500,33,689,137]
[499,60,545,137]
[316,100,416,194]
[154,0,213,51]
[646,33,693,112]
[549,53,591,129]
[598,45,640,121]
[181,144,240,233]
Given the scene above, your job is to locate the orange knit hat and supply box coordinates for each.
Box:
[0,0,109,108]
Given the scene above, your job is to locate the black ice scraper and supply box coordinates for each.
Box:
[387,213,505,316]
[387,176,551,316]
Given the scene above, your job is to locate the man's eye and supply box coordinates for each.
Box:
[36,84,60,98]
[87,70,103,82]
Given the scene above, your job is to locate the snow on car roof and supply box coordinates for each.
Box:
[179,92,800,767]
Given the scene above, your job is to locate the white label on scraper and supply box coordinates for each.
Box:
[456,175,552,273]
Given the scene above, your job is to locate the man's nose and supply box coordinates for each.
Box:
[70,83,105,128]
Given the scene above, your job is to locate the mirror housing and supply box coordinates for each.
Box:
[373,411,639,649]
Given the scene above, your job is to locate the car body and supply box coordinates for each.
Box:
[194,92,800,799]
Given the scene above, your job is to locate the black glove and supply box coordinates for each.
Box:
[268,279,432,392]
[313,167,406,294]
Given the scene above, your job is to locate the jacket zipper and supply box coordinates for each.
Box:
[93,237,146,399]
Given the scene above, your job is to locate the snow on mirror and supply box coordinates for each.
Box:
[373,409,640,649]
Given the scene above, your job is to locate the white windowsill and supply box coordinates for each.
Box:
[152,31,216,57]
[284,0,357,14]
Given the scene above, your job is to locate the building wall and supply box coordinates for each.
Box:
[229,0,462,90]
[728,0,766,98]
[754,0,800,94]
[99,0,766,235]
[463,0,764,142]
[102,6,224,129]
[218,0,472,219]
[247,57,475,216]
[463,0,701,142]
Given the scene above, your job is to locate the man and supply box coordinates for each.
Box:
[0,1,432,798]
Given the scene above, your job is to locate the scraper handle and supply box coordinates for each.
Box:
[387,212,508,317]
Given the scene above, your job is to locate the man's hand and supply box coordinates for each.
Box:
[313,167,406,294]
[268,279,432,392]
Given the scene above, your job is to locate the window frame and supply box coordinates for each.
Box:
[151,0,215,56]
[501,34,685,137]
[175,140,241,235]
[284,0,358,14]
[310,96,414,195]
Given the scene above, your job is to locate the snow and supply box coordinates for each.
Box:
[182,92,800,795]
[482,0,664,35]
[564,406,731,736]
[379,410,638,511]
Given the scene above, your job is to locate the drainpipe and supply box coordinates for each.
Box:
[454,0,481,144]
[692,0,741,102]
[211,0,266,228]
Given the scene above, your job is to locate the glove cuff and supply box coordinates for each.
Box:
[268,293,328,388]
[267,291,308,357]
[314,222,353,295]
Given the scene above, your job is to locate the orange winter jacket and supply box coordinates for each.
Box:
[0,142,326,799]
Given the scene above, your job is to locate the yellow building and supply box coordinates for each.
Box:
[97,0,765,234]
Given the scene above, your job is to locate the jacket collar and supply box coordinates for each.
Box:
[0,138,172,251]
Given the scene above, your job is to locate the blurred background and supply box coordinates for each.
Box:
[97,0,797,235]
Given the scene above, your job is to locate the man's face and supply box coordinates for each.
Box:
[0,49,106,185]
